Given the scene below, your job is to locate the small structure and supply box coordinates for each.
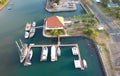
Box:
[107,3,119,7]
[98,26,104,30]
[52,3,58,7]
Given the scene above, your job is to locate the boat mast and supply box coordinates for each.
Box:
[15,41,22,53]
[19,39,24,48]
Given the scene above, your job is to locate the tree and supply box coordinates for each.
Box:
[83,28,99,39]
[50,29,64,36]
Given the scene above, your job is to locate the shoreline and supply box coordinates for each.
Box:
[0,0,10,11]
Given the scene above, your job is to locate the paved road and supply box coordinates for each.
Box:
[88,4,120,42]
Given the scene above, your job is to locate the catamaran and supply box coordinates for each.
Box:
[40,46,48,61]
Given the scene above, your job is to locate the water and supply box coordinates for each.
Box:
[0,0,105,76]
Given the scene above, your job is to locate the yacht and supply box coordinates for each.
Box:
[25,23,31,31]
[29,27,35,38]
[24,49,33,66]
[40,46,48,61]
[51,45,57,62]
[29,22,36,38]
[83,59,87,68]
[72,47,78,55]
[25,23,31,38]
[25,31,29,39]
[32,21,36,27]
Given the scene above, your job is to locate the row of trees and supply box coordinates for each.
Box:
[50,29,65,36]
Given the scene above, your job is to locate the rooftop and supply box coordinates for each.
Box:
[45,16,64,29]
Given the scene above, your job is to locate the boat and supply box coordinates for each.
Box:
[25,23,31,38]
[29,22,36,38]
[32,21,36,27]
[72,47,78,55]
[29,27,35,38]
[7,7,12,10]
[83,59,87,68]
[25,23,31,31]
[20,44,29,63]
[24,22,36,38]
[57,47,61,56]
[25,31,29,39]
[51,45,57,62]
[74,60,81,69]
[24,49,33,66]
[40,46,48,61]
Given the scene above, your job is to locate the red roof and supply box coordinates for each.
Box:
[46,16,64,28]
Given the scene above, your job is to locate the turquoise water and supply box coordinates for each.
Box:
[0,0,105,76]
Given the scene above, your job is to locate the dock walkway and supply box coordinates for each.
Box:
[18,37,85,70]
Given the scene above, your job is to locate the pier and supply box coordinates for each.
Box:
[35,26,43,29]
[26,37,85,70]
[16,37,85,70]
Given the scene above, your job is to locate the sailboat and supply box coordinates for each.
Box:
[24,49,33,66]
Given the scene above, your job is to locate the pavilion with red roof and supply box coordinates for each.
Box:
[45,16,65,30]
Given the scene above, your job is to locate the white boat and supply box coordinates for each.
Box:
[25,31,29,39]
[24,22,36,38]
[57,47,61,56]
[29,27,35,38]
[72,47,78,55]
[24,49,33,66]
[8,7,12,10]
[83,59,87,68]
[20,44,28,63]
[40,46,48,61]
[25,23,31,31]
[24,61,31,66]
[51,45,57,62]
[32,21,36,27]
[74,60,81,69]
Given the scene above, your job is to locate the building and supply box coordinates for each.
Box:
[45,16,64,30]
[107,3,119,7]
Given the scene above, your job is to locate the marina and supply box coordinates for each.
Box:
[16,36,86,70]
[0,0,106,76]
